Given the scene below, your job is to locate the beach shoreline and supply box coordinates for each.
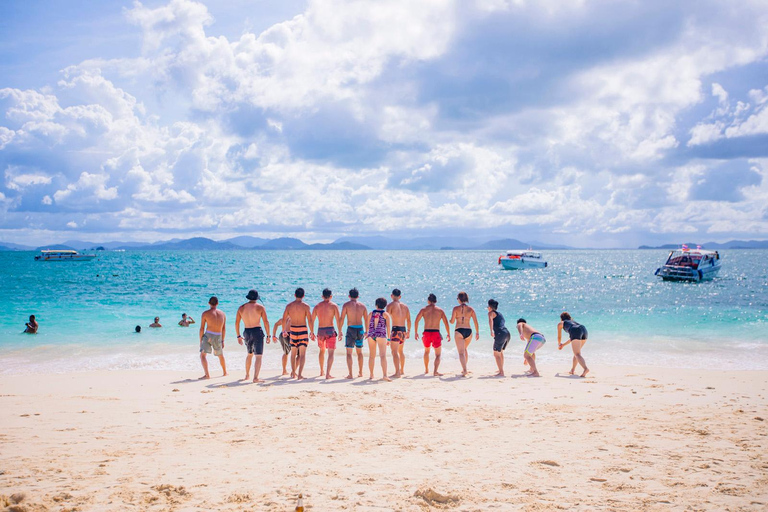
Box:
[1,360,767,511]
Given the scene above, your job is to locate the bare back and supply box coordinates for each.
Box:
[237,302,265,328]
[284,300,311,329]
[451,303,477,329]
[517,322,538,341]
[313,300,340,328]
[418,304,446,330]
[201,308,226,333]
[341,300,367,327]
[386,300,411,327]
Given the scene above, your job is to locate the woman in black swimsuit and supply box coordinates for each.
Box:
[449,292,479,377]
[557,312,589,377]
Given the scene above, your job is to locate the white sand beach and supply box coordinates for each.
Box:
[1,358,767,511]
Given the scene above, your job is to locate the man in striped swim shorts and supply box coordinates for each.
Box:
[516,318,545,377]
[281,287,315,380]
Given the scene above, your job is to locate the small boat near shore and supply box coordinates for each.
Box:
[654,246,721,281]
[498,250,548,270]
[34,250,97,262]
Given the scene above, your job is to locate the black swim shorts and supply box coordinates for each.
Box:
[493,329,511,352]
[244,327,265,355]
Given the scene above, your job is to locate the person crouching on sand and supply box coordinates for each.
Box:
[199,296,227,379]
[516,318,545,377]
[487,299,510,377]
[557,312,589,377]
[414,294,450,376]
[366,297,392,382]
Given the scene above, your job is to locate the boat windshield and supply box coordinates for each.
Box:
[665,251,701,268]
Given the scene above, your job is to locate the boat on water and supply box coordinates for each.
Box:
[654,246,721,281]
[34,250,97,262]
[498,250,548,270]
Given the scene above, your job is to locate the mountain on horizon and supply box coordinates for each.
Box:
[224,236,269,248]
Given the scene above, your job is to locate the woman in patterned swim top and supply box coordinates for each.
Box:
[366,297,392,382]
[557,312,589,377]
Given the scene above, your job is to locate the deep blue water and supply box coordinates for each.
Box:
[1,250,767,372]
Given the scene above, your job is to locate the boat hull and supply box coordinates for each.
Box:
[655,263,721,281]
[34,255,97,262]
[500,258,548,270]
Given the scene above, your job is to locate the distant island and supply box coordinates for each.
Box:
[2,236,767,252]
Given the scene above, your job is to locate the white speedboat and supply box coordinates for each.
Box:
[34,249,97,262]
[498,250,548,270]
[654,246,721,281]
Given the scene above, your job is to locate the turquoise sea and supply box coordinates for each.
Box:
[1,250,767,374]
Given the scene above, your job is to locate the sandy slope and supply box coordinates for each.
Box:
[1,358,767,511]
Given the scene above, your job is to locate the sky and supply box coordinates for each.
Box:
[1,0,767,248]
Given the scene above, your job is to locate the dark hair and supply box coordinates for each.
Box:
[392,288,401,297]
[295,287,305,298]
[209,296,218,305]
[375,297,387,309]
[428,293,437,303]
[182,313,187,317]
[349,288,359,299]
[457,291,468,303]
[135,325,141,333]
[29,315,35,321]
[560,312,571,321]
[517,318,526,324]
[154,316,159,322]
[322,288,332,298]
[488,299,498,311]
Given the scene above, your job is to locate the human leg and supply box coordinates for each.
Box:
[244,353,253,380]
[423,347,431,374]
[377,337,390,381]
[297,345,307,379]
[454,333,468,376]
[326,349,335,379]
[368,338,377,379]
[345,347,354,379]
[572,339,589,377]
[433,346,443,376]
[253,355,264,382]
[390,342,401,378]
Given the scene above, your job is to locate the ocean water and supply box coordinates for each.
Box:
[1,249,767,374]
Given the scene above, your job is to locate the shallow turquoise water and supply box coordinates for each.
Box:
[1,250,767,373]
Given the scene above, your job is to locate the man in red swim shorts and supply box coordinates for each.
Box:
[414,293,451,376]
[312,288,342,379]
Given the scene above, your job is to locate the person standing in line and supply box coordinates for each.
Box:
[235,289,271,383]
[516,318,545,377]
[557,312,589,377]
[450,292,480,377]
[312,288,342,379]
[366,297,392,382]
[340,288,368,379]
[281,288,314,380]
[199,296,227,380]
[385,288,411,378]
[414,294,451,376]
[487,299,510,377]
[271,317,292,377]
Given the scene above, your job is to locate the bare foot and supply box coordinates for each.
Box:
[198,375,210,380]
[297,375,305,380]
[568,370,575,376]
[253,378,265,383]
[580,369,590,378]
[528,372,540,377]
[290,372,297,379]
[222,372,228,377]
[493,372,505,377]
[243,375,250,381]
[281,370,289,376]
[433,371,444,377]
[358,372,363,378]
[345,374,353,379]
[320,372,325,377]
[326,374,334,380]
[461,371,469,377]
[369,375,375,380]
[382,376,392,382]
[390,373,402,379]
[424,370,430,375]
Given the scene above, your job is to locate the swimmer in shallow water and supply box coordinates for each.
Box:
[557,312,589,377]
[24,315,38,334]
[178,313,195,327]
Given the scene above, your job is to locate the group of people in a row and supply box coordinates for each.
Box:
[196,288,590,382]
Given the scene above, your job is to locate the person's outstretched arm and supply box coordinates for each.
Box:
[414,310,423,340]
[472,309,480,340]
[441,311,451,342]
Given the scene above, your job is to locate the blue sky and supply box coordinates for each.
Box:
[1,0,767,247]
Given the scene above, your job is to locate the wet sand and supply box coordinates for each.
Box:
[1,359,767,511]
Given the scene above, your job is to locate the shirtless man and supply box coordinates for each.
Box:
[178,313,195,327]
[281,288,314,380]
[150,317,162,328]
[24,315,38,334]
[235,289,271,383]
[271,317,292,376]
[516,318,545,377]
[386,288,411,378]
[414,294,451,376]
[312,288,342,379]
[199,296,227,379]
[450,291,480,377]
[339,288,368,379]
